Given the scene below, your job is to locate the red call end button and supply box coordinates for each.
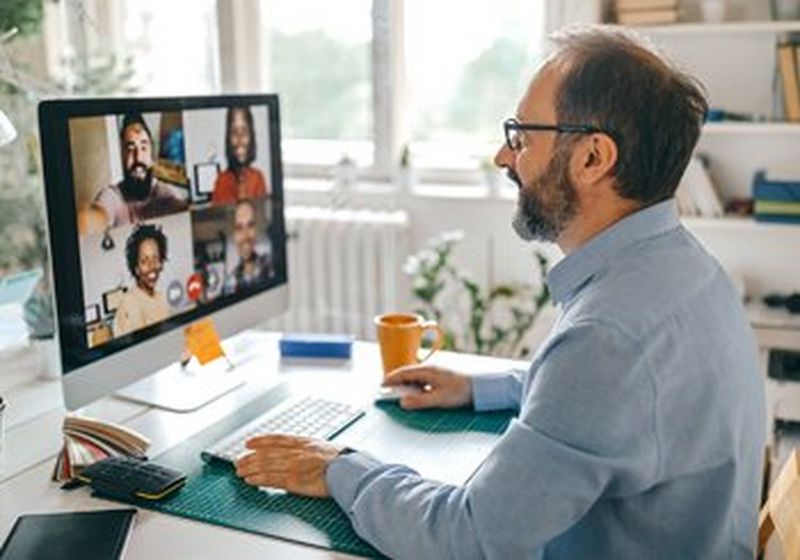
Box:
[186,273,204,301]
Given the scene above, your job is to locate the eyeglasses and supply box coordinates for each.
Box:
[503,118,609,152]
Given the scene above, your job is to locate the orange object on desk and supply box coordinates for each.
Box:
[184,318,225,365]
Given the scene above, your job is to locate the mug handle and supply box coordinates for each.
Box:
[417,321,444,364]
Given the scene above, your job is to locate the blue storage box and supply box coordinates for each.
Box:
[279,333,353,359]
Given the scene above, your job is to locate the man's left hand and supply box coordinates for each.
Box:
[234,434,344,498]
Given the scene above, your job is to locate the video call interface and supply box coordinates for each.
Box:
[69,104,280,348]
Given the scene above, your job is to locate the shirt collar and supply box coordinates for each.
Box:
[546,198,681,305]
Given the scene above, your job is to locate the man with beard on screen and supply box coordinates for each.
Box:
[92,113,188,228]
[232,27,766,559]
[224,198,274,294]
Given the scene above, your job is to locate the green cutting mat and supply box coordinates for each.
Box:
[98,387,513,558]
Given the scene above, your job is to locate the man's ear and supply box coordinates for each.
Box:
[574,133,618,185]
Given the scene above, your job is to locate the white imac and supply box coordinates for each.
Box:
[38,95,288,412]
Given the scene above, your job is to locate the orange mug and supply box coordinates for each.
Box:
[374,313,444,377]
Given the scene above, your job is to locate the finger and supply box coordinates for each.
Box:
[246,434,311,449]
[384,365,439,387]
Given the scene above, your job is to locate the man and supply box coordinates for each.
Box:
[93,113,188,228]
[235,27,766,558]
[224,199,274,294]
[114,223,170,337]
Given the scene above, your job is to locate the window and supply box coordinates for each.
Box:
[252,0,546,182]
[260,0,373,168]
[404,1,545,173]
[121,0,220,96]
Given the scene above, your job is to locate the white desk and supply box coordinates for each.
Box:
[0,331,521,558]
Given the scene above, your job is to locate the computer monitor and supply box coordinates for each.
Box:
[38,95,288,411]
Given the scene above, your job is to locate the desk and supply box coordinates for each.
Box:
[0,330,522,558]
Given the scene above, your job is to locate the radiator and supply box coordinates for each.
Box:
[269,206,411,339]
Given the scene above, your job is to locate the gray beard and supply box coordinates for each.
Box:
[509,148,578,243]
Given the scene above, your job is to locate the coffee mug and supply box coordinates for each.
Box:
[374,313,444,376]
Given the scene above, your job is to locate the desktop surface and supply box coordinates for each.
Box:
[0,332,525,559]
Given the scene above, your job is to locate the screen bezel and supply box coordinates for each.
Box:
[38,94,287,375]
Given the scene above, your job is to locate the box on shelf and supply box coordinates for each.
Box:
[753,169,800,224]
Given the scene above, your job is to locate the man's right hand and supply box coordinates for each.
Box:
[383,365,473,410]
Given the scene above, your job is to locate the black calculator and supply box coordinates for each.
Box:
[77,456,186,501]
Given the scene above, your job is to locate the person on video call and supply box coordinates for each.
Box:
[233,26,766,559]
[224,199,274,293]
[92,113,188,228]
[211,106,270,205]
[114,223,170,337]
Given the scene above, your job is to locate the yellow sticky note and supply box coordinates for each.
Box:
[184,318,225,365]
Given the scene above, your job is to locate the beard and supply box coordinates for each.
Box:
[122,164,154,201]
[510,144,579,242]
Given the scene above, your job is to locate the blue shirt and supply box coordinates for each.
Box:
[327,199,766,559]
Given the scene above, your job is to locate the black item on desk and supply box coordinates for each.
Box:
[77,456,186,501]
[0,508,136,560]
[763,293,800,314]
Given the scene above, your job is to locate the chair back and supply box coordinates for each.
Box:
[758,449,800,558]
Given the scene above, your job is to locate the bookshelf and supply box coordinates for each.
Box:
[635,20,800,296]
[645,20,800,34]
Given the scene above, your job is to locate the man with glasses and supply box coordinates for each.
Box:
[235,26,765,559]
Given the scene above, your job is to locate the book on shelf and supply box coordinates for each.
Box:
[777,39,800,122]
[675,155,725,218]
[615,0,677,10]
[752,168,800,224]
[52,414,150,482]
[754,200,800,215]
[616,8,679,25]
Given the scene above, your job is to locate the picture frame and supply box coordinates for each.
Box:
[85,303,101,326]
[102,287,128,315]
[193,162,220,203]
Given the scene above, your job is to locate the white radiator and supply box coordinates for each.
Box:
[269,206,411,339]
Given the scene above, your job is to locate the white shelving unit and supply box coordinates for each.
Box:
[645,20,800,34]
[639,21,800,296]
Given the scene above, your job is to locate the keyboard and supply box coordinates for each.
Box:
[201,396,365,464]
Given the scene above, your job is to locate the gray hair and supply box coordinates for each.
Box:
[548,25,708,205]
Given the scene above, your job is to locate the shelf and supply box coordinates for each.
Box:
[642,20,800,35]
[702,122,800,134]
[681,215,800,234]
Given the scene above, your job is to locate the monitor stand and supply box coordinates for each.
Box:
[115,355,246,413]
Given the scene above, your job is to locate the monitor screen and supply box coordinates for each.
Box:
[39,95,287,375]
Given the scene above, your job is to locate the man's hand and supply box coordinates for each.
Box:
[234,434,343,498]
[383,365,473,410]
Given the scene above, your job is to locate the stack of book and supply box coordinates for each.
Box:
[777,37,800,122]
[52,415,150,482]
[615,0,679,26]
[753,169,800,224]
[675,155,725,218]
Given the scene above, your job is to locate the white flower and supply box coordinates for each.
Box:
[412,276,429,290]
[417,249,437,264]
[403,255,421,275]
[440,230,465,244]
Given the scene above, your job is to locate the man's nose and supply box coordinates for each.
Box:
[493,144,513,171]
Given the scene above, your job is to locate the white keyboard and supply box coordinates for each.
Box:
[201,396,365,464]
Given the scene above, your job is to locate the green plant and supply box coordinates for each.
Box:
[404,230,550,358]
[0,0,44,37]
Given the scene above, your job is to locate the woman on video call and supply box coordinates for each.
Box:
[211,106,270,204]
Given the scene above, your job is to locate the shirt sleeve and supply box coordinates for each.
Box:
[471,369,526,412]
[326,321,659,559]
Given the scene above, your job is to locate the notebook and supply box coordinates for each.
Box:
[0,508,136,560]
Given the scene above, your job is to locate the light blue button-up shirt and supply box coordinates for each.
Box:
[327,199,766,559]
